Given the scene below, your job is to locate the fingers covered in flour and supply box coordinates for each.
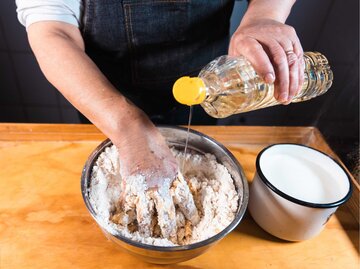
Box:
[171,173,200,225]
[151,181,177,242]
[122,175,155,234]
[135,192,155,237]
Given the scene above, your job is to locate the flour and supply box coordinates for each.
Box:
[89,145,239,246]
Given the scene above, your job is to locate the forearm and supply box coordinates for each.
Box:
[27,21,145,142]
[242,0,296,24]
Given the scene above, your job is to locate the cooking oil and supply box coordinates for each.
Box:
[182,105,193,173]
[173,52,333,118]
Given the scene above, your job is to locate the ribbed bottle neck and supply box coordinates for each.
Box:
[293,52,333,102]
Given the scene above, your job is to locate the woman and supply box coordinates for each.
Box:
[16,0,304,238]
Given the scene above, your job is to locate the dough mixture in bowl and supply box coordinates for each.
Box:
[89,145,239,246]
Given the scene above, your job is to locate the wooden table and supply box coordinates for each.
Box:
[0,124,358,269]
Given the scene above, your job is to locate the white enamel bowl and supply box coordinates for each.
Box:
[249,144,352,241]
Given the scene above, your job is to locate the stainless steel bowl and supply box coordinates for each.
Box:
[81,126,249,264]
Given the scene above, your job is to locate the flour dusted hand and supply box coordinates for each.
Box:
[112,171,199,243]
[171,173,200,225]
[110,114,199,242]
[114,116,178,190]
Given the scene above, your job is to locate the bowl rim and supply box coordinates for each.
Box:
[255,143,353,208]
[81,125,249,252]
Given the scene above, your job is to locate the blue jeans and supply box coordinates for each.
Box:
[81,0,235,124]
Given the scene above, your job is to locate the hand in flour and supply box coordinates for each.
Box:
[114,110,178,190]
[112,110,192,242]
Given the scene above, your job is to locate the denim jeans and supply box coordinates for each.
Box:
[81,0,235,124]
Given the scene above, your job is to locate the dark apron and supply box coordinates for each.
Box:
[81,0,234,124]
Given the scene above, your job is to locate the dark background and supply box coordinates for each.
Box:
[0,0,358,175]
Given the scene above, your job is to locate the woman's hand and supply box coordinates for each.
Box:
[111,109,180,241]
[113,110,178,190]
[229,18,304,104]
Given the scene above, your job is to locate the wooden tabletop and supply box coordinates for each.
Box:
[0,124,358,269]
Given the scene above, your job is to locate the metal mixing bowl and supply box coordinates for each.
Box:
[81,126,249,264]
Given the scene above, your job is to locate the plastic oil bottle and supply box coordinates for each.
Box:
[172,52,333,118]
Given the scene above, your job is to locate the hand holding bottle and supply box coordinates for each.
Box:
[229,8,305,104]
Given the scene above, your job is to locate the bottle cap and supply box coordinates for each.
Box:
[172,76,207,106]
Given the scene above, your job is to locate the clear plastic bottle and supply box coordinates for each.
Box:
[172,52,333,118]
